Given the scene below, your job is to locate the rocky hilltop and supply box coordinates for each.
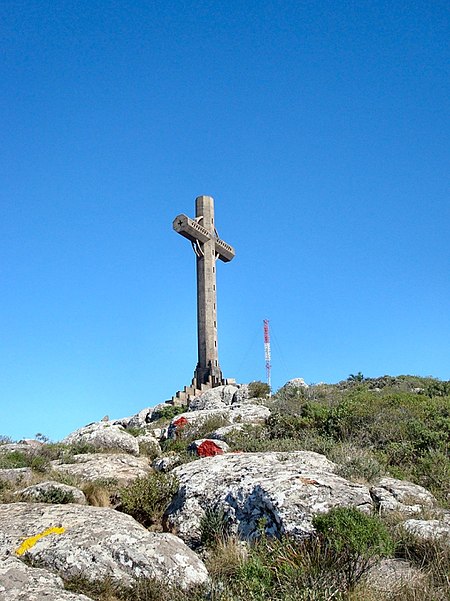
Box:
[0,376,449,600]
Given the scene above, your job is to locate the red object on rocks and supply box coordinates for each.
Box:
[197,440,225,457]
[173,416,189,429]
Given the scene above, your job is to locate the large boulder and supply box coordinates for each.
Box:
[15,481,87,505]
[164,451,373,546]
[284,378,309,390]
[63,422,139,456]
[134,433,161,456]
[0,503,209,589]
[0,557,92,600]
[364,558,425,594]
[168,404,270,439]
[51,453,152,485]
[371,477,436,516]
[188,385,239,411]
[122,404,170,429]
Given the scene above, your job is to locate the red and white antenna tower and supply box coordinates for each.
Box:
[263,319,272,395]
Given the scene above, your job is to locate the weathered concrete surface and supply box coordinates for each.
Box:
[15,481,87,505]
[63,422,140,456]
[174,196,235,388]
[0,556,93,600]
[51,454,152,485]
[165,451,373,546]
[371,477,436,516]
[0,503,209,588]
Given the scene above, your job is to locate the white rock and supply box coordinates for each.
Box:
[0,556,92,600]
[402,518,450,544]
[135,434,161,456]
[0,468,34,486]
[285,378,309,389]
[0,442,44,455]
[152,455,182,472]
[0,503,209,589]
[15,481,87,505]
[371,477,436,516]
[51,453,152,485]
[189,385,239,411]
[168,404,270,438]
[232,384,250,404]
[165,451,372,546]
[365,558,425,593]
[63,422,139,456]
[210,424,245,440]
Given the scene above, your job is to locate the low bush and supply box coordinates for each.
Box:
[312,507,394,588]
[118,472,178,528]
[29,487,75,504]
[200,506,230,547]
[248,380,270,399]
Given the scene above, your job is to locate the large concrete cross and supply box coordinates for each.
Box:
[173,196,235,389]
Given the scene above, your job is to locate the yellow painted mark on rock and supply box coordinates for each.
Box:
[15,526,66,556]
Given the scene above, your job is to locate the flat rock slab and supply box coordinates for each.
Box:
[0,441,45,455]
[63,422,139,456]
[371,477,436,516]
[51,454,152,485]
[0,468,34,486]
[0,503,209,589]
[165,451,373,546]
[0,556,92,600]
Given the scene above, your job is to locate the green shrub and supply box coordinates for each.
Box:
[248,381,270,399]
[200,506,230,547]
[151,404,187,423]
[118,472,178,528]
[331,444,383,483]
[30,487,75,504]
[312,507,394,588]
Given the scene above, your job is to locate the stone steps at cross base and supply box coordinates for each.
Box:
[168,378,237,407]
[169,386,204,406]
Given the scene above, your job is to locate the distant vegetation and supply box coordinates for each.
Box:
[227,375,450,506]
[1,374,449,600]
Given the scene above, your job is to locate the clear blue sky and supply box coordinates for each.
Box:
[1,1,449,441]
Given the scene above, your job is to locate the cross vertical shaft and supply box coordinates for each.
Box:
[173,195,235,389]
[194,196,221,386]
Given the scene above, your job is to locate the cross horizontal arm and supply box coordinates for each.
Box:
[173,213,235,262]
[173,214,211,244]
[215,238,235,262]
